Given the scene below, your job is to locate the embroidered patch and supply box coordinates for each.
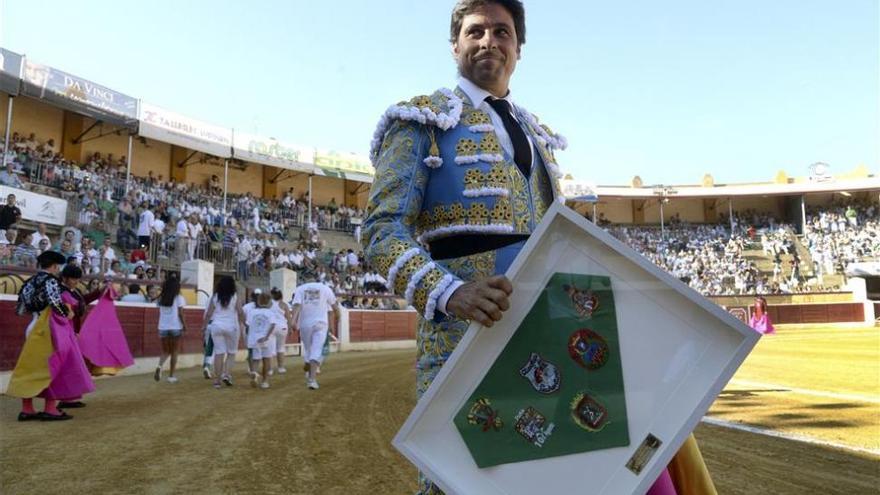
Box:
[467,398,504,432]
[462,164,510,197]
[570,392,609,432]
[518,352,561,394]
[513,406,555,447]
[567,329,609,370]
[464,110,492,126]
[563,283,599,319]
[456,138,479,156]
[480,133,502,154]
[490,199,513,223]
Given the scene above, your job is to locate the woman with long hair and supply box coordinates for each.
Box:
[202,276,245,388]
[749,296,776,335]
[155,275,186,383]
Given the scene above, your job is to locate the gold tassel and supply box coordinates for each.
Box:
[428,128,440,157]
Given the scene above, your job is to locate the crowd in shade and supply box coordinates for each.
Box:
[0,132,394,305]
[0,131,365,239]
[2,132,878,301]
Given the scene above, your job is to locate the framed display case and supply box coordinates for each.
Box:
[394,202,760,495]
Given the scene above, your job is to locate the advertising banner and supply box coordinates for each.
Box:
[138,102,232,158]
[21,59,137,127]
[0,185,68,226]
[232,131,314,172]
[314,149,374,183]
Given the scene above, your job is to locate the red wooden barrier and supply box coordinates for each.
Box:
[0,300,206,371]
[348,310,417,342]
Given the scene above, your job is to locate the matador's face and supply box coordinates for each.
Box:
[452,3,520,97]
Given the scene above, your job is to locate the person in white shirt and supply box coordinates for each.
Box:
[290,277,339,390]
[151,216,166,235]
[203,276,246,388]
[187,215,202,260]
[241,288,262,374]
[252,205,260,232]
[155,276,187,384]
[345,249,359,271]
[82,238,100,270]
[270,288,291,374]
[246,293,282,389]
[175,217,190,262]
[236,236,252,281]
[288,250,304,269]
[100,238,116,273]
[137,204,155,248]
[120,283,148,303]
[30,224,50,250]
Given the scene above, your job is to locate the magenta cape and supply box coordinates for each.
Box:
[7,310,96,400]
[647,468,679,495]
[78,288,135,374]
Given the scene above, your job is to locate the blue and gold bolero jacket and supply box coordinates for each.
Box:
[363,87,567,321]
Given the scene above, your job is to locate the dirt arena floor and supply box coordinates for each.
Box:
[1,327,878,494]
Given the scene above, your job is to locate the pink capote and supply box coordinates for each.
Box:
[41,311,96,400]
[749,314,775,335]
[647,468,678,495]
[77,288,135,370]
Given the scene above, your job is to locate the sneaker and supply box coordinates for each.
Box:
[268,369,274,376]
[212,382,222,389]
[277,367,287,374]
[307,380,319,390]
[203,367,213,379]
[221,374,233,387]
[250,372,261,388]
[153,367,161,382]
[260,382,270,389]
[166,376,179,384]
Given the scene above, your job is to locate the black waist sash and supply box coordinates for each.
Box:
[428,234,529,260]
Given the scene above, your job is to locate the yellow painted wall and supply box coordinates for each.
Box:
[643,197,706,223]
[311,175,345,205]
[728,196,783,217]
[632,199,646,224]
[80,117,129,163]
[0,95,64,146]
[703,198,719,223]
[345,180,370,209]
[596,198,634,224]
[183,160,263,198]
[61,112,85,162]
[131,138,172,179]
[273,172,310,201]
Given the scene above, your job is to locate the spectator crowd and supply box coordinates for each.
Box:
[2,130,878,302]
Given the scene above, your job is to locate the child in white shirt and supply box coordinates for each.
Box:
[246,293,282,389]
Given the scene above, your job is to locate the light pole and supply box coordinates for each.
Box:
[652,185,678,237]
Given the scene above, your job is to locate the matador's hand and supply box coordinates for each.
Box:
[446,275,512,327]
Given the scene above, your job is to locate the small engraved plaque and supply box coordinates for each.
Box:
[625,434,662,475]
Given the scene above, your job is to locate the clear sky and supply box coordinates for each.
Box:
[1,0,877,186]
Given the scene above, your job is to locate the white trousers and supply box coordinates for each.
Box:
[300,323,327,364]
[274,328,289,355]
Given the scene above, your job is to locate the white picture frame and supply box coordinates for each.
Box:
[393,202,760,495]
